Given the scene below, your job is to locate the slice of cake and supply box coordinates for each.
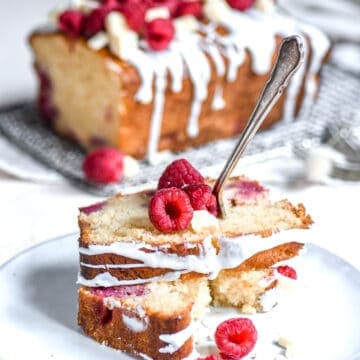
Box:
[78,177,310,286]
[77,159,312,359]
[78,277,211,360]
[29,0,329,162]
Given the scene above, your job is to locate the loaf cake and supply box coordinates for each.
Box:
[29,0,329,162]
[77,159,313,359]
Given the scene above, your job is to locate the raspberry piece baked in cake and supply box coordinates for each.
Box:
[77,159,312,359]
[29,0,329,162]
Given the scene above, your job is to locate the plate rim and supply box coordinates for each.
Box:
[0,231,78,270]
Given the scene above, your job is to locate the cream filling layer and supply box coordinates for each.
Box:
[77,270,189,287]
[78,228,307,287]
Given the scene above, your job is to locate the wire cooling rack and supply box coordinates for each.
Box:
[0,63,359,196]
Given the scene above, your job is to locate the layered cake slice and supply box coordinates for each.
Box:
[29,0,329,161]
[77,159,312,358]
[78,277,211,359]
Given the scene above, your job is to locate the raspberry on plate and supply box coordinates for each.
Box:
[149,187,193,232]
[277,265,297,279]
[197,356,219,360]
[184,184,218,216]
[82,147,124,184]
[145,18,175,51]
[215,318,257,359]
[58,10,85,38]
[226,0,255,11]
[158,159,204,189]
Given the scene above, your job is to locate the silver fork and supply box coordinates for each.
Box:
[213,35,305,218]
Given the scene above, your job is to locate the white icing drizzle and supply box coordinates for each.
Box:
[77,269,189,287]
[159,323,194,354]
[211,85,226,111]
[295,23,330,118]
[182,37,211,139]
[93,2,329,161]
[138,353,152,360]
[122,313,149,332]
[248,9,330,121]
[79,236,217,273]
[80,262,145,269]
[78,228,308,286]
[147,67,167,163]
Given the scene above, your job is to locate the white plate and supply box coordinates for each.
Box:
[0,234,360,360]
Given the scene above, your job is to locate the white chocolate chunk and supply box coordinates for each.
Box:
[256,0,276,13]
[145,6,170,22]
[174,15,200,37]
[191,210,220,234]
[123,156,140,178]
[203,0,232,22]
[105,12,139,60]
[87,31,109,51]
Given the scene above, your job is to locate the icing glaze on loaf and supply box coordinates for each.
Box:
[45,0,329,161]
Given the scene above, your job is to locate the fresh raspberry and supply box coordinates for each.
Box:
[145,18,175,51]
[149,188,193,232]
[197,356,219,360]
[176,0,203,18]
[184,184,218,216]
[277,265,297,280]
[215,318,257,359]
[122,0,149,31]
[102,0,121,7]
[58,10,85,38]
[83,7,109,37]
[82,147,124,183]
[226,0,255,11]
[158,159,204,189]
[84,0,122,37]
